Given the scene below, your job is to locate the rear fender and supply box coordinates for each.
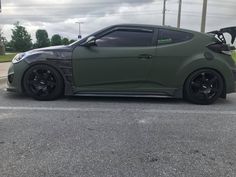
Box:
[176,55,234,94]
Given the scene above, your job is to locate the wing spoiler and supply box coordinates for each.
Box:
[208,27,236,44]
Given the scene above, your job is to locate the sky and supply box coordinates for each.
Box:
[0,0,235,42]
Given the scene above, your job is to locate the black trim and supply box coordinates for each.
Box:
[74,91,173,98]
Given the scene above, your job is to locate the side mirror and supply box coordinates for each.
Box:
[82,36,96,47]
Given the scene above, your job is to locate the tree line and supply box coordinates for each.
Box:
[0,22,76,54]
[0,29,6,55]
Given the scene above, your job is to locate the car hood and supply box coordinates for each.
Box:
[31,45,73,53]
[21,45,73,64]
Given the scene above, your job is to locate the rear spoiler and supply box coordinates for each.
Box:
[208,27,236,44]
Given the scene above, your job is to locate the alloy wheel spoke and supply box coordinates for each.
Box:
[211,88,218,93]
[209,76,218,84]
[195,91,205,99]
[42,71,51,80]
[33,70,42,80]
[201,73,206,82]
[47,81,56,88]
[202,92,210,100]
[28,68,57,97]
[190,71,221,102]
[29,80,40,87]
[191,81,202,88]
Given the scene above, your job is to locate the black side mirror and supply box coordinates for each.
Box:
[82,36,96,47]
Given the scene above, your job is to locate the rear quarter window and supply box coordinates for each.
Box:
[158,29,193,45]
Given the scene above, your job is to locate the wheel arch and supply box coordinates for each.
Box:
[21,62,66,94]
[175,58,234,98]
[182,67,226,99]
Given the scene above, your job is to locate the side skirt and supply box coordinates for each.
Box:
[73,91,175,98]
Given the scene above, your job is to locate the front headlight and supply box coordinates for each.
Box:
[12,53,26,64]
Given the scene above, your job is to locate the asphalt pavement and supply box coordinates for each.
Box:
[0,83,236,177]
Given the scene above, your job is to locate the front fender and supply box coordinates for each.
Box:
[23,51,73,95]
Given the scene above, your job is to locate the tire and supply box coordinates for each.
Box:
[23,64,64,101]
[184,69,224,105]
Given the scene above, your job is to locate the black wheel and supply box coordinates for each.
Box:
[23,64,64,100]
[184,69,224,105]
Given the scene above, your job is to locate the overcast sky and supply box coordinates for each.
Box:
[0,0,235,42]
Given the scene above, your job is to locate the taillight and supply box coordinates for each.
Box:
[207,43,231,55]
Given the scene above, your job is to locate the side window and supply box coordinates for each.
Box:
[158,29,193,45]
[96,29,154,47]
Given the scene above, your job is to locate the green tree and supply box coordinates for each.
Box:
[11,22,32,52]
[51,34,62,46]
[0,29,6,55]
[62,37,70,45]
[69,39,76,44]
[35,29,50,48]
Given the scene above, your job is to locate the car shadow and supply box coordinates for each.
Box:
[3,89,185,104]
[1,87,232,105]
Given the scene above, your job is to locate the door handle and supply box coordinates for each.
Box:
[138,54,153,60]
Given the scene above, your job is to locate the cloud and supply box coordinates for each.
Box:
[0,0,235,42]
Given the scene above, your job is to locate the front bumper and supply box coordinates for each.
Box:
[7,61,30,93]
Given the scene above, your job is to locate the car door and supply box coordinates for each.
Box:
[72,27,156,92]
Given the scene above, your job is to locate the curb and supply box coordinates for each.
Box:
[0,76,7,86]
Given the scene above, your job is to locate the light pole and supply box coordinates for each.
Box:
[201,0,208,32]
[162,0,167,26]
[75,22,84,39]
[177,0,182,28]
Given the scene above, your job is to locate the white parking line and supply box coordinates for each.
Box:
[0,106,236,115]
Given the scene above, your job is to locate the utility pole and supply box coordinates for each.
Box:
[75,22,84,39]
[201,0,208,33]
[177,0,182,28]
[162,0,167,26]
[0,0,2,13]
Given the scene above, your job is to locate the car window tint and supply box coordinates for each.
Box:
[96,29,154,47]
[158,29,193,45]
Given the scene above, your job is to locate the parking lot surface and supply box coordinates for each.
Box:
[0,84,236,177]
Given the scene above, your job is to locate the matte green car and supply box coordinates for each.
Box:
[7,24,236,104]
